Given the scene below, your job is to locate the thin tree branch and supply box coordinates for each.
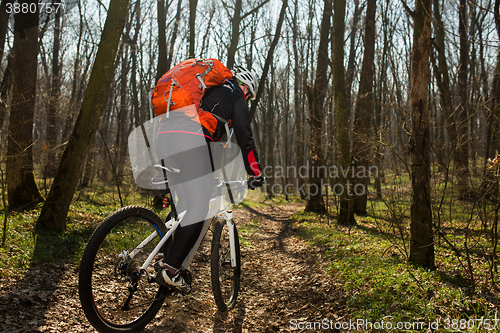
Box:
[241,0,269,20]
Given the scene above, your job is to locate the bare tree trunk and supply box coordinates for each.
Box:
[131,0,141,126]
[409,0,435,270]
[0,51,13,130]
[113,9,134,185]
[36,0,129,233]
[456,0,470,198]
[352,0,376,216]
[291,0,304,197]
[476,10,491,169]
[345,0,361,111]
[488,2,500,166]
[156,0,168,82]
[63,1,86,143]
[266,67,275,198]
[45,10,61,178]
[249,0,287,121]
[227,0,242,69]
[332,0,355,225]
[152,0,181,209]
[115,45,129,185]
[431,0,455,173]
[6,0,43,209]
[304,0,331,213]
[189,0,198,58]
[166,0,182,71]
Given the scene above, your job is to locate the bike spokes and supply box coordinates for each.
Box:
[79,207,170,332]
[211,219,241,312]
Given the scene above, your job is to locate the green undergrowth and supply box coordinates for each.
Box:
[238,218,260,250]
[290,210,499,332]
[0,204,97,279]
[0,184,154,280]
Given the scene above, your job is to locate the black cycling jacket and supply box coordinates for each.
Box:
[200,78,262,176]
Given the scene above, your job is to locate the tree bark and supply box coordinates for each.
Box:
[0,51,13,130]
[227,0,242,69]
[345,0,361,111]
[62,0,85,143]
[291,0,305,197]
[456,0,470,198]
[36,0,129,233]
[488,1,500,163]
[409,0,435,270]
[45,10,61,178]
[156,0,168,82]
[115,44,129,185]
[189,0,198,58]
[131,0,141,126]
[432,0,456,173]
[304,0,331,213]
[6,0,43,209]
[352,0,376,216]
[333,0,355,225]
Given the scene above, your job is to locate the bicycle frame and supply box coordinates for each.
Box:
[136,180,243,276]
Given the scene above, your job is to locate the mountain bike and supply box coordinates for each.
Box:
[78,166,244,333]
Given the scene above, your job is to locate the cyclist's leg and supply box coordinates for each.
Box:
[165,143,214,268]
[156,136,214,288]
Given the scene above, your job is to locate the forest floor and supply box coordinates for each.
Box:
[0,201,348,333]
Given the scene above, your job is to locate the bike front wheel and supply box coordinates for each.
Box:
[210,218,241,312]
[79,206,170,333]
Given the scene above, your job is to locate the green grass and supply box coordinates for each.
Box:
[0,183,154,279]
[290,200,500,332]
[238,218,259,250]
[0,204,97,279]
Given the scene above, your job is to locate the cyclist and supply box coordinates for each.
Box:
[155,65,264,290]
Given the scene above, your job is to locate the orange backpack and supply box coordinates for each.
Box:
[151,58,233,135]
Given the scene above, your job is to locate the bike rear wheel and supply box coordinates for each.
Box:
[79,206,170,333]
[210,218,241,312]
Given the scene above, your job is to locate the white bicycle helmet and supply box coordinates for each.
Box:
[232,66,257,100]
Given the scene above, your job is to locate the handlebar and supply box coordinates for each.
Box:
[215,178,247,189]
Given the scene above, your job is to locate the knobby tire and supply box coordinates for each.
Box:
[79,206,171,333]
[210,218,241,312]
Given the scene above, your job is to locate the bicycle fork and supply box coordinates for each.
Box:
[225,211,237,268]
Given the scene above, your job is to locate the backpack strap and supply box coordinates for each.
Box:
[163,81,179,118]
[212,112,228,125]
[196,60,214,90]
[211,111,232,148]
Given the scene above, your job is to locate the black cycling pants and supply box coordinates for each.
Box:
[156,128,214,269]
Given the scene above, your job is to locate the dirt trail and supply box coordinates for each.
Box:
[0,202,346,332]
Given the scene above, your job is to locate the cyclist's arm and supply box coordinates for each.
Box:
[232,98,262,177]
